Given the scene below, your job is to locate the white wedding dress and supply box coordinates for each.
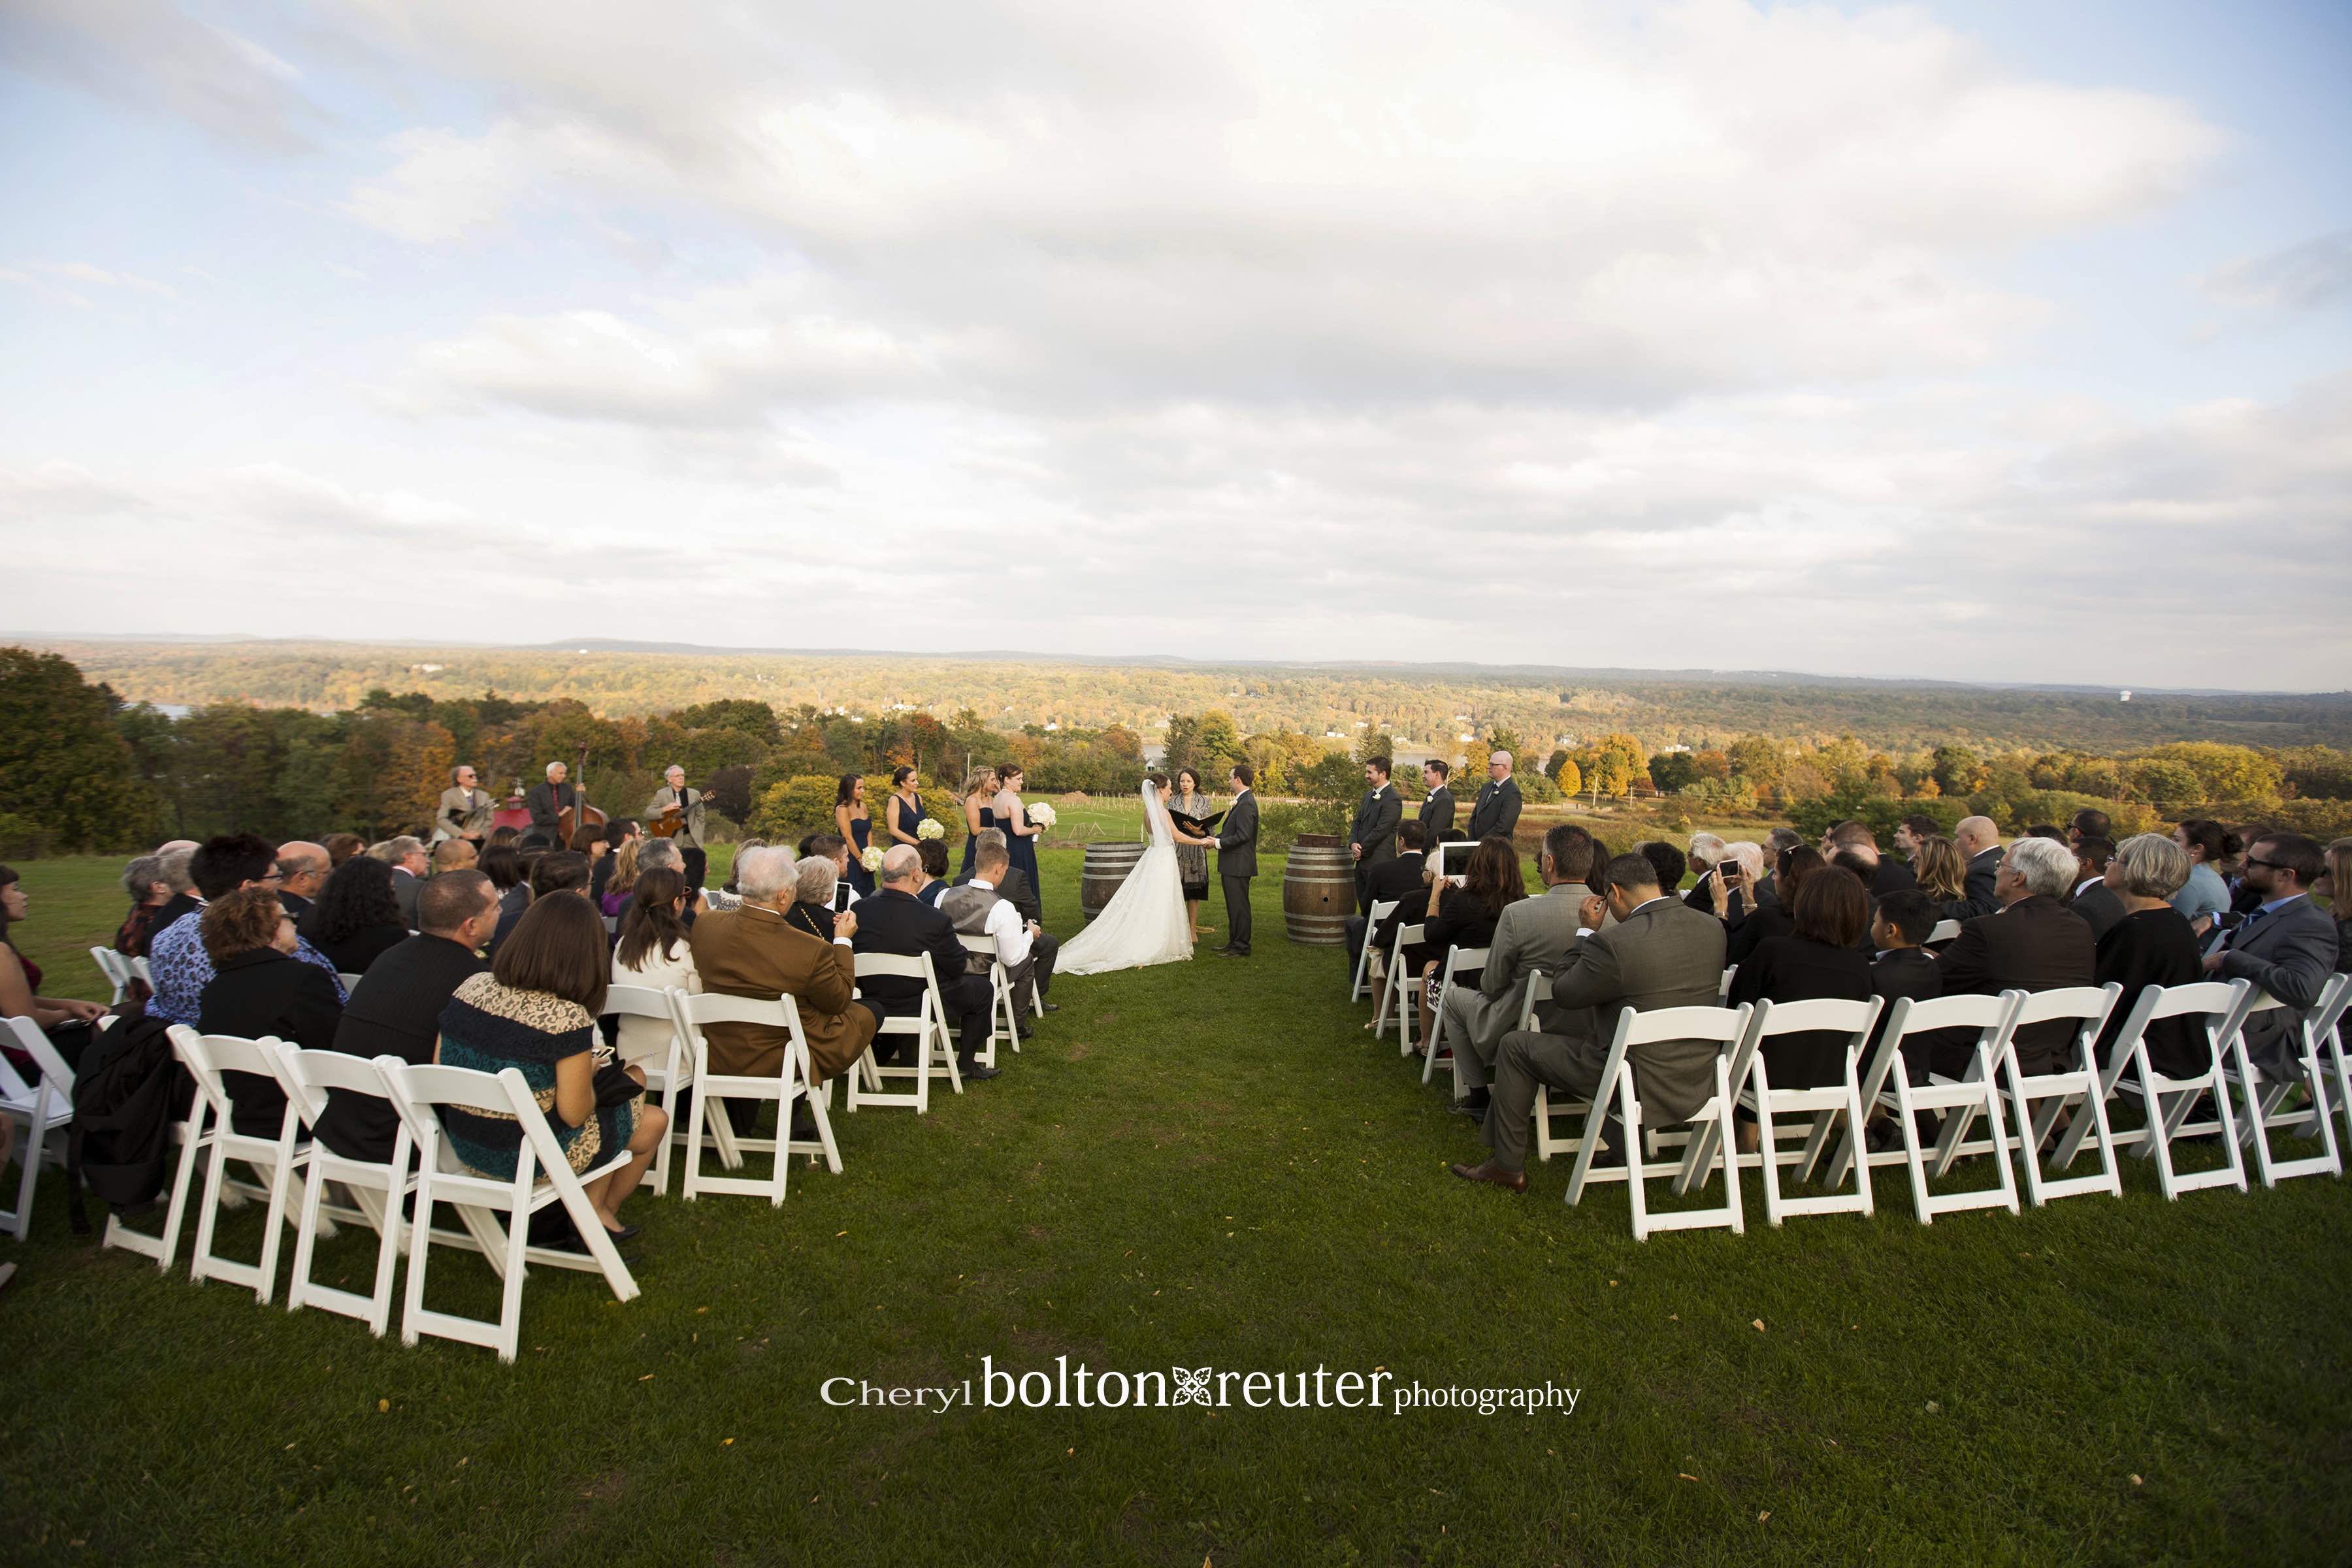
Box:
[1056,781,1194,976]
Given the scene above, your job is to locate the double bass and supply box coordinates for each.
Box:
[556,743,609,845]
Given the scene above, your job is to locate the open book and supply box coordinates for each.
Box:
[1169,808,1226,838]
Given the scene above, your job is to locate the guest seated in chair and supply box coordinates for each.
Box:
[436,894,666,1245]
[1926,836,2095,1079]
[304,854,411,977]
[610,866,703,1073]
[196,886,344,1137]
[1345,819,1428,990]
[1450,853,1728,1192]
[316,870,500,1165]
[690,845,878,1093]
[853,845,1000,1081]
[941,836,1053,1044]
[1444,825,1610,1120]
[1398,834,1524,1043]
[1728,864,1874,1152]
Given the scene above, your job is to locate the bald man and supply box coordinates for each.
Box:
[1464,751,1522,842]
[276,841,331,921]
[431,838,478,874]
[1940,815,2005,922]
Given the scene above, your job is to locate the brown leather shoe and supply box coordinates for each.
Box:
[1448,1160,1528,1193]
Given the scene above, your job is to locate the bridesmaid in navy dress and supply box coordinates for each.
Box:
[996,764,1043,895]
[958,766,999,880]
[834,774,874,898]
[883,765,926,853]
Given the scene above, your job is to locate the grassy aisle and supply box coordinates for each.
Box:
[2,849,2349,1565]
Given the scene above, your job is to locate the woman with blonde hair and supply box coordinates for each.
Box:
[597,838,642,919]
[1913,835,1967,904]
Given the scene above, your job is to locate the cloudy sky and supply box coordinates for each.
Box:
[3,1,2347,689]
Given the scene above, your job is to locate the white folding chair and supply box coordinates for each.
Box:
[1384,923,1426,1055]
[1717,966,1736,1002]
[2311,973,2352,1154]
[178,1032,318,1304]
[2227,975,2349,1188]
[849,952,962,1113]
[382,1060,639,1362]
[1563,1004,1752,1241]
[676,991,840,1203]
[1711,997,1883,1226]
[957,934,1024,1067]
[90,947,133,1005]
[2053,980,2251,1200]
[1998,985,2123,1207]
[103,1021,213,1270]
[1829,993,2024,1224]
[278,1047,416,1334]
[336,972,365,998]
[604,984,692,1196]
[1420,945,1488,1086]
[1928,920,1961,944]
[0,1018,76,1241]
[1352,899,1399,1002]
[130,956,153,988]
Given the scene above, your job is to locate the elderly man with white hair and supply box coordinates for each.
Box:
[1924,834,2095,1078]
[851,844,1002,1081]
[645,763,709,890]
[523,759,584,846]
[689,845,877,1097]
[1463,751,1522,843]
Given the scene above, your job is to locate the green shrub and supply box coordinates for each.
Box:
[748,775,840,842]
[1258,800,1350,853]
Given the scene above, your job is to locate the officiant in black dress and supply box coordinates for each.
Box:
[1171,767,1217,945]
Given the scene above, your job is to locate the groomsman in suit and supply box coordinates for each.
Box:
[1418,760,1456,850]
[1212,765,1261,956]
[1348,757,1401,914]
[2204,831,2340,1072]
[1464,751,1522,843]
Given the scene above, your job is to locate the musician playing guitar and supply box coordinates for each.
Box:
[434,764,497,845]
[646,764,710,891]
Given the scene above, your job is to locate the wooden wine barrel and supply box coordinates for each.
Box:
[1282,834,1354,945]
[1081,841,1148,923]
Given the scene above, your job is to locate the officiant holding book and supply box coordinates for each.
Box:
[1170,767,1218,944]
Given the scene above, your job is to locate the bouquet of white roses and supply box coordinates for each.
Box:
[860,845,885,872]
[1026,802,1057,830]
[917,818,945,841]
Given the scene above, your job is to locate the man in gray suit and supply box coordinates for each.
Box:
[1211,764,1261,957]
[1442,825,1612,1119]
[1348,757,1402,914]
[1451,853,1727,1192]
[2206,831,2340,1071]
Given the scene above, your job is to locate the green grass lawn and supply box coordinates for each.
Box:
[4,850,2350,1565]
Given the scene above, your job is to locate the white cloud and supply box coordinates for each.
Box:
[2204,229,2352,314]
[0,0,325,152]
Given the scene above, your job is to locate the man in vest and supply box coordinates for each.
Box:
[939,834,1055,1060]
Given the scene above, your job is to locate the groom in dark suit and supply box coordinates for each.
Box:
[1212,764,1260,956]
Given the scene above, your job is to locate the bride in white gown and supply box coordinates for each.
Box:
[1056,776,1209,976]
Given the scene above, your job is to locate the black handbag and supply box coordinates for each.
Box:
[592,1060,645,1109]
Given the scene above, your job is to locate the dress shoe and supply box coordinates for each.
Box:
[1040,1002,1060,1013]
[1449,1096,1489,1118]
[1448,1160,1527,1193]
[602,1223,640,1245]
[960,1063,1003,1082]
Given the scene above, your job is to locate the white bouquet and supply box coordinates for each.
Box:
[1026,802,1058,830]
[860,845,885,872]
[917,818,945,841]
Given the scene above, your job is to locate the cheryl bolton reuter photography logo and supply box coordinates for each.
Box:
[823,1358,1581,1416]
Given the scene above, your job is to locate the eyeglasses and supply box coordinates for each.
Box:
[2242,857,2291,872]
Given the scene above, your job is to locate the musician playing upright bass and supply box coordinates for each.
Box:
[434,764,498,845]
[524,760,583,845]
[646,763,710,891]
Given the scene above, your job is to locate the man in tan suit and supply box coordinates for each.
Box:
[689,845,877,1086]
[1452,852,1727,1192]
[434,765,497,845]
[646,764,710,891]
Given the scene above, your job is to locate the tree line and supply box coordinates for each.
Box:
[3,645,2345,857]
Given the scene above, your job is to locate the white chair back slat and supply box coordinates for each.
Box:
[0,1017,76,1240]
[1421,945,1490,1088]
[605,984,691,1195]
[1997,984,2124,1207]
[1386,923,1427,1054]
[849,951,961,1113]
[177,1032,315,1303]
[1352,899,1399,1002]
[278,1047,414,1334]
